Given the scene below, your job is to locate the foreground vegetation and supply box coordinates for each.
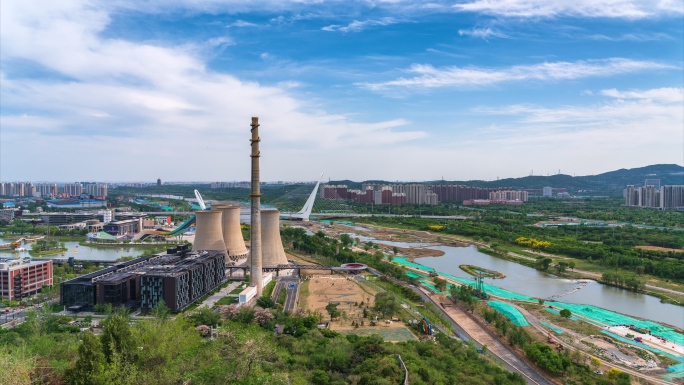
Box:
[0,300,528,385]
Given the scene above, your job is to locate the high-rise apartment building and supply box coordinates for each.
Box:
[644,179,661,190]
[62,183,83,197]
[36,183,59,197]
[85,183,108,197]
[660,185,684,209]
[624,182,683,210]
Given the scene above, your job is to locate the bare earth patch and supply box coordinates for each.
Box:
[635,245,684,253]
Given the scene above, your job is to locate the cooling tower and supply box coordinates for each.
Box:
[213,205,248,260]
[261,210,289,266]
[192,210,227,252]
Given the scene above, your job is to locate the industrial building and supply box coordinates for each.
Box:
[213,205,249,260]
[0,258,53,300]
[60,245,227,312]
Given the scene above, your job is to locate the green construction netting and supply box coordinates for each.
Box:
[550,302,684,346]
[396,255,683,346]
[394,257,435,273]
[488,301,530,326]
[540,321,563,334]
[601,331,683,363]
[406,271,427,279]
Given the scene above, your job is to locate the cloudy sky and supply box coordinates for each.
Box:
[1,0,682,183]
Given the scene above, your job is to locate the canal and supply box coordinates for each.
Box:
[0,237,148,262]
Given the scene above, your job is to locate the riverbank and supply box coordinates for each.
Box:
[79,241,180,249]
[349,219,684,302]
[28,248,67,257]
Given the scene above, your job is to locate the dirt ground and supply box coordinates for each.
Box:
[305,275,376,323]
[635,245,684,253]
[303,275,412,335]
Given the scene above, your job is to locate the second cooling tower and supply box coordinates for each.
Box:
[213,205,249,260]
[261,210,289,266]
[192,210,227,252]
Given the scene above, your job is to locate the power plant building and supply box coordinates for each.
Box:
[213,205,249,260]
[261,210,289,266]
[192,210,227,253]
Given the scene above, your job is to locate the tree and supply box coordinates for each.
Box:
[100,314,135,362]
[538,258,552,271]
[568,261,575,271]
[590,357,601,371]
[151,300,170,320]
[607,368,622,380]
[559,309,572,319]
[325,303,340,321]
[433,277,447,292]
[373,292,400,318]
[556,261,568,275]
[256,296,275,308]
[340,234,352,246]
[68,332,105,385]
[392,246,399,255]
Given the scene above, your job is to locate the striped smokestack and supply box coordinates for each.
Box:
[249,117,263,296]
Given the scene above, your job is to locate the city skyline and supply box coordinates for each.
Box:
[1,1,682,182]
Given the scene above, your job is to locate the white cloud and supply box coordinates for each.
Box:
[206,36,234,47]
[458,27,508,39]
[458,92,683,176]
[453,0,683,19]
[0,0,423,181]
[230,20,258,27]
[322,17,397,33]
[359,58,675,90]
[585,33,672,41]
[601,87,684,103]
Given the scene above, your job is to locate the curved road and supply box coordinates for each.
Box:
[369,268,554,385]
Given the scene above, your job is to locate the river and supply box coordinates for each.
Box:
[348,231,683,329]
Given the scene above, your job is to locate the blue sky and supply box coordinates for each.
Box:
[1,0,682,182]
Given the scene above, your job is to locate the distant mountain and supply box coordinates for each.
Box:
[328,164,684,194]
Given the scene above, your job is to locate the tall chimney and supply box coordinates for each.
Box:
[249,117,263,296]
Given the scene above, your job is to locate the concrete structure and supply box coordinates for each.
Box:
[249,117,263,296]
[262,272,273,287]
[261,210,289,266]
[0,258,53,300]
[542,186,553,197]
[213,205,248,260]
[192,210,227,252]
[239,285,257,305]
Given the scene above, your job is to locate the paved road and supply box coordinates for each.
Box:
[275,277,299,311]
[368,268,554,385]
